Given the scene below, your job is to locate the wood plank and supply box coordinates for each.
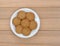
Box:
[0,0,60,7]
[0,31,60,45]
[0,43,51,46]
[0,43,54,46]
[0,19,60,31]
[1,8,60,19]
[0,8,18,19]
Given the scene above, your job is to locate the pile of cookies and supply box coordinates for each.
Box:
[13,11,37,36]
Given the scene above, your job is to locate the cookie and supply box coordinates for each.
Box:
[26,12,35,21]
[30,21,37,30]
[13,17,21,26]
[22,28,31,36]
[16,25,23,34]
[21,19,30,27]
[17,11,26,19]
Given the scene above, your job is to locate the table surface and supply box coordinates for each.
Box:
[0,0,60,46]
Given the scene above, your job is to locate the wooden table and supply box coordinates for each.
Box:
[0,0,60,46]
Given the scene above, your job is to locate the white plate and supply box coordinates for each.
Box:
[10,8,40,38]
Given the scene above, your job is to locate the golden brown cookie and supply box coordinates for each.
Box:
[16,25,23,34]
[13,17,21,26]
[26,12,35,21]
[17,11,26,19]
[30,21,37,30]
[21,19,30,28]
[22,28,31,36]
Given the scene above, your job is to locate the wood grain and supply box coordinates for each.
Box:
[0,31,60,45]
[0,0,60,7]
[0,8,60,19]
[0,43,56,46]
[0,0,60,45]
[0,19,60,31]
[0,43,51,46]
